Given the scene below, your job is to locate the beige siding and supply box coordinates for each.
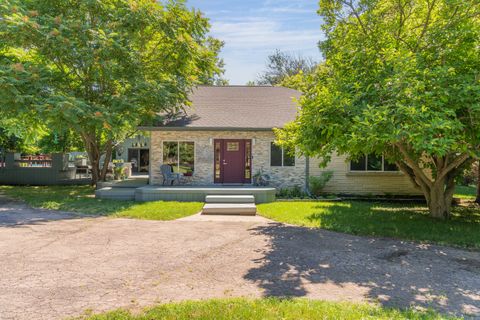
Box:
[150,130,306,189]
[309,153,421,195]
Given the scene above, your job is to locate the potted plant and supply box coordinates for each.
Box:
[113,166,127,180]
[112,159,124,168]
[253,169,270,186]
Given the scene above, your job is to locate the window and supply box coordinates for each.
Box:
[270,142,295,167]
[350,154,399,172]
[226,142,239,151]
[163,141,194,175]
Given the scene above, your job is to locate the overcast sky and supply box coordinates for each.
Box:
[187,0,323,84]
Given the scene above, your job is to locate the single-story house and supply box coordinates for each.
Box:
[133,85,420,196]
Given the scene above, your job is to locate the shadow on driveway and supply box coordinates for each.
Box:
[0,197,97,227]
[245,223,480,317]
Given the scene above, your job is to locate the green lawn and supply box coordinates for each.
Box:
[2,185,479,247]
[455,184,477,200]
[258,201,480,248]
[0,185,202,220]
[79,298,450,320]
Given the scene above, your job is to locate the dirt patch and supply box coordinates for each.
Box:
[377,249,409,262]
[455,258,480,273]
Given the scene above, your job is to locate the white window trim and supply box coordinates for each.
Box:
[162,140,196,173]
[270,142,295,167]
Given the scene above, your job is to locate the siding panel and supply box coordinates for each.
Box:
[309,153,421,195]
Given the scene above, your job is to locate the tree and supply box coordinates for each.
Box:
[256,49,316,86]
[36,129,83,154]
[1,0,222,184]
[198,38,229,86]
[0,129,24,153]
[277,0,480,218]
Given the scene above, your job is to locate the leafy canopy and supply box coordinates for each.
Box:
[0,0,223,181]
[279,0,480,164]
[277,0,480,217]
[1,0,222,137]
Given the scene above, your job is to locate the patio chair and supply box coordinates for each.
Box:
[160,164,182,185]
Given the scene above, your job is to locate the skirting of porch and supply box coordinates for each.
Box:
[135,185,276,204]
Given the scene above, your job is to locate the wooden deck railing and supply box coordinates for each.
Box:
[15,159,52,168]
[0,153,91,185]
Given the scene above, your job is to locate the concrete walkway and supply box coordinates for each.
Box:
[0,200,479,319]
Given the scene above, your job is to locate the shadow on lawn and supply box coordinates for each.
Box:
[303,201,479,247]
[244,221,480,317]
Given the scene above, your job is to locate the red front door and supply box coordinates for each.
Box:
[214,139,252,184]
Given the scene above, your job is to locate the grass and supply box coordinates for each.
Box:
[79,298,451,320]
[2,185,479,247]
[0,185,202,220]
[455,184,477,200]
[258,201,480,248]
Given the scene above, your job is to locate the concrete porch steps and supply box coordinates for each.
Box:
[205,195,255,203]
[202,194,257,216]
[202,203,257,216]
[95,187,136,201]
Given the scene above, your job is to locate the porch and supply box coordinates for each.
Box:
[96,184,276,204]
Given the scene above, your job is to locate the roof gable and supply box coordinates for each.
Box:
[144,86,301,130]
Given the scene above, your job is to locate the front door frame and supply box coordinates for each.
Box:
[214,139,252,184]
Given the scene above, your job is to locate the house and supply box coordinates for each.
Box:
[115,135,150,175]
[136,85,420,196]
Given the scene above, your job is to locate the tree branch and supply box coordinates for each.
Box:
[396,143,433,188]
[342,0,369,36]
[437,153,470,181]
[413,0,437,52]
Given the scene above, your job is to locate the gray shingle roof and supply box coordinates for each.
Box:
[144,86,301,130]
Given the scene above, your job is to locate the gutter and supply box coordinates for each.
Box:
[305,156,311,196]
[138,126,275,132]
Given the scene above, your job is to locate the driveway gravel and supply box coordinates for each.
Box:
[0,198,479,319]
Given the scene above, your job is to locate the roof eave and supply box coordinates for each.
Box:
[137,126,277,132]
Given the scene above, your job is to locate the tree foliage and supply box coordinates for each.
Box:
[277,0,480,218]
[0,0,222,183]
[256,49,317,86]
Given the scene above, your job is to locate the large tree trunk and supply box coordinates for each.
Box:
[80,132,113,187]
[395,146,470,219]
[425,175,456,219]
[99,140,113,182]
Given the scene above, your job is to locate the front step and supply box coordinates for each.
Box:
[205,195,255,203]
[202,203,257,216]
[95,187,136,200]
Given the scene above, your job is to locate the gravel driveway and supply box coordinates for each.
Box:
[0,199,479,319]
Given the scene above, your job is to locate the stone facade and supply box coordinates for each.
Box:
[149,130,307,189]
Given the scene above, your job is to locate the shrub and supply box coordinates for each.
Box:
[276,185,307,199]
[309,171,333,196]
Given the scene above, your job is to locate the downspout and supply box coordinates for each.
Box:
[305,156,311,196]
